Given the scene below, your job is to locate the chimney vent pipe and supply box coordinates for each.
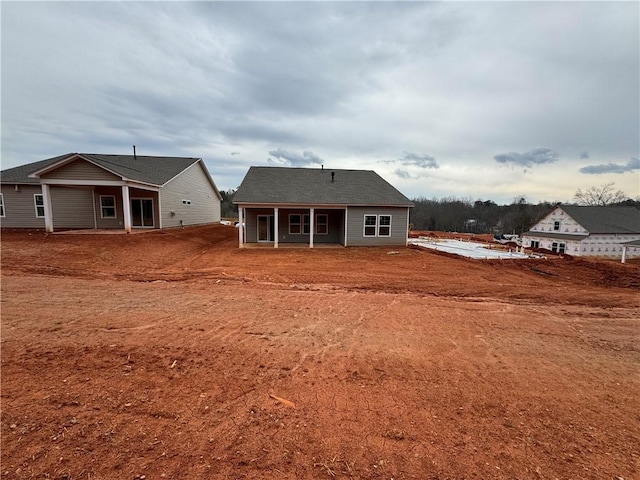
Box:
[331,171,335,182]
[133,145,137,160]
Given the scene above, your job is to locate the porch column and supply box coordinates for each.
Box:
[41,183,54,233]
[238,207,245,248]
[621,245,627,264]
[309,208,314,248]
[344,207,348,246]
[274,207,279,248]
[121,185,132,233]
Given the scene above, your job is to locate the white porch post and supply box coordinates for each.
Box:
[621,245,627,264]
[121,185,132,233]
[344,207,348,246]
[274,207,279,248]
[41,184,54,233]
[309,207,314,248]
[238,207,245,248]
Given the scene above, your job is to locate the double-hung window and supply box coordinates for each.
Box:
[553,221,560,231]
[302,214,310,234]
[315,214,328,235]
[378,215,391,236]
[0,193,4,217]
[364,215,377,236]
[289,214,302,234]
[34,194,45,218]
[100,195,117,218]
[364,214,392,237]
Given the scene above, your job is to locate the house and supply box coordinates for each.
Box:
[0,152,222,232]
[522,205,640,259]
[232,166,414,248]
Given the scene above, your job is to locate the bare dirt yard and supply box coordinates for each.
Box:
[1,225,639,480]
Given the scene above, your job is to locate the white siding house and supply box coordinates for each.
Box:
[522,205,640,259]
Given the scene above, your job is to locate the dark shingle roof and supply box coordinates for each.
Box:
[561,205,640,234]
[523,231,589,241]
[233,166,414,206]
[1,153,202,186]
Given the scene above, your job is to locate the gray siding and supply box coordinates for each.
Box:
[244,208,272,242]
[160,162,220,228]
[0,185,94,229]
[94,187,125,229]
[50,187,94,228]
[276,208,344,244]
[40,159,121,181]
[346,206,409,246]
[0,184,45,228]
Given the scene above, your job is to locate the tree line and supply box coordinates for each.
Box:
[220,182,639,234]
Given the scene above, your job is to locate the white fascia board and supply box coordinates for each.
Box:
[39,178,159,191]
[235,202,349,209]
[124,181,160,192]
[40,179,126,186]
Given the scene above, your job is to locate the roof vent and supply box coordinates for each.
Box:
[331,171,335,182]
[133,145,137,160]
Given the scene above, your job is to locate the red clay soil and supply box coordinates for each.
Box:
[1,225,639,480]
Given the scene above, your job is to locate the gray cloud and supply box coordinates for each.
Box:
[579,151,589,159]
[494,147,559,168]
[1,2,638,202]
[268,148,323,166]
[579,157,640,174]
[384,152,439,169]
[394,169,418,179]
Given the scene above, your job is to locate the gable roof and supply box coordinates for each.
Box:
[1,153,204,187]
[560,205,640,234]
[233,166,414,207]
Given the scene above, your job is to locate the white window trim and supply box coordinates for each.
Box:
[315,214,329,235]
[34,194,45,218]
[363,214,393,237]
[289,213,302,235]
[378,215,392,237]
[363,214,377,237]
[100,195,117,219]
[0,193,5,217]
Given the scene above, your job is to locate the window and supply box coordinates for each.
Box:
[378,215,391,237]
[364,215,377,236]
[303,214,310,234]
[316,214,328,235]
[553,221,560,231]
[100,195,116,218]
[364,215,392,237]
[182,199,191,205]
[0,193,4,217]
[289,214,302,234]
[34,194,45,218]
[551,242,566,254]
[530,240,540,249]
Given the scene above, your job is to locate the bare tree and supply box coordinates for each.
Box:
[573,182,628,206]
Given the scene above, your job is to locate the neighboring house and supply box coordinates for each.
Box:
[522,205,640,259]
[0,152,222,232]
[232,166,414,248]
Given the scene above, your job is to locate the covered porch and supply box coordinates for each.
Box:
[39,182,160,233]
[237,205,346,248]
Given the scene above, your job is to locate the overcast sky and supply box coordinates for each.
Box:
[2,1,639,204]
